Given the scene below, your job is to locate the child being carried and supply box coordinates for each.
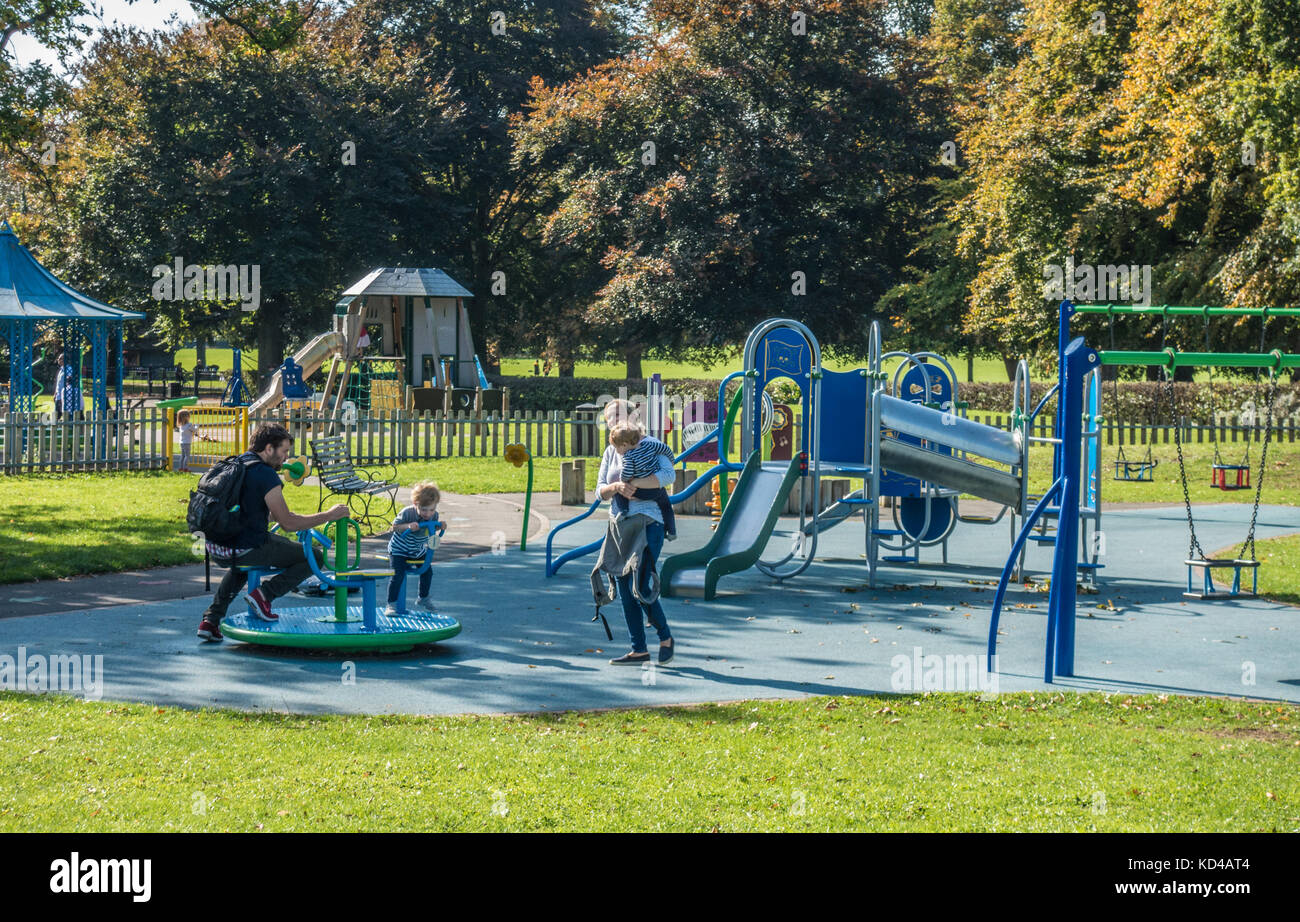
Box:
[609,426,676,540]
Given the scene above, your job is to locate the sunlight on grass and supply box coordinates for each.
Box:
[0,692,1293,832]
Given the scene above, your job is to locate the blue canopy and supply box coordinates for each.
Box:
[0,219,144,320]
[1,218,144,420]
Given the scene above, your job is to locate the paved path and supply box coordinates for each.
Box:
[1,501,1296,714]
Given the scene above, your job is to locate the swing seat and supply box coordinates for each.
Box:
[1210,464,1249,490]
[1113,459,1157,481]
[1184,558,1259,600]
[1113,446,1157,482]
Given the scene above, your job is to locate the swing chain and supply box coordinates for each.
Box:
[1165,373,1206,560]
[1239,374,1277,562]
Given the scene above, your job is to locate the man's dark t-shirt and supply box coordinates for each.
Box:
[232,451,284,550]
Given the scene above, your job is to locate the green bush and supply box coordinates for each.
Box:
[494,374,1300,425]
[489,375,727,411]
[959,380,1300,424]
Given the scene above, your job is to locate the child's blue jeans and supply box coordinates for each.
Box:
[387,554,432,604]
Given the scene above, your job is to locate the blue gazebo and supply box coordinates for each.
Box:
[0,219,145,416]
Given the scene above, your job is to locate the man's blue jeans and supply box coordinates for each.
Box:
[616,520,671,653]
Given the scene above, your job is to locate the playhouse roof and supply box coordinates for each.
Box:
[341,267,473,300]
[0,219,146,321]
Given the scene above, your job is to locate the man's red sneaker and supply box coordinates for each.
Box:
[197,618,224,642]
[244,588,278,621]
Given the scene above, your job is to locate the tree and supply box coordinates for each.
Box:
[32,14,466,381]
[511,0,946,371]
[345,0,627,373]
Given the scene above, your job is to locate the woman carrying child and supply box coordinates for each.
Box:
[595,399,675,665]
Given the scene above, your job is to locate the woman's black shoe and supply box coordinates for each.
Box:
[609,651,650,665]
[658,637,675,665]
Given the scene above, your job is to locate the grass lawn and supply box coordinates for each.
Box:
[173,347,258,372]
[0,471,327,585]
[0,691,1294,832]
[392,455,600,495]
[1036,441,1300,507]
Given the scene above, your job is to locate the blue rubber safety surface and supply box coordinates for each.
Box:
[0,504,1295,715]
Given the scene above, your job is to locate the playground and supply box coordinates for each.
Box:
[3,496,1297,715]
[2,302,1299,831]
[3,305,1299,708]
[2,213,1298,830]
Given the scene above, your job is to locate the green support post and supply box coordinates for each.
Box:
[520,455,533,551]
[718,387,744,512]
[333,518,347,621]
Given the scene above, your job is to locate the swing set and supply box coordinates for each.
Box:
[989,301,1299,685]
[1084,303,1299,600]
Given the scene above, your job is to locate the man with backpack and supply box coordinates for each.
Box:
[194,423,349,642]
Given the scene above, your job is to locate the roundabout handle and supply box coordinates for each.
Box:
[347,518,362,569]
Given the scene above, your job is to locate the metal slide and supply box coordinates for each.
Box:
[660,451,803,600]
[248,330,344,415]
[875,393,1026,510]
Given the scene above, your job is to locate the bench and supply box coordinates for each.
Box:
[310,435,399,535]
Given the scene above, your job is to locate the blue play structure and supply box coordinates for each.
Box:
[546,318,1052,599]
[221,347,255,407]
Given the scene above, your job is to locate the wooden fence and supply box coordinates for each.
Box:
[2,407,1298,474]
[1,410,169,473]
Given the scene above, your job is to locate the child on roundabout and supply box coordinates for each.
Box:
[592,399,676,666]
[197,423,349,642]
[385,481,442,614]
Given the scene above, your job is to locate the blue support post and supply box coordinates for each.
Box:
[1053,299,1076,482]
[115,320,125,415]
[1046,336,1097,679]
[11,320,34,414]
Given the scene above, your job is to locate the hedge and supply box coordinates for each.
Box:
[492,374,1300,424]
[959,380,1300,424]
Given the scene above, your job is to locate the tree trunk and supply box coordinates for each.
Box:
[559,358,575,378]
[256,315,286,395]
[1002,355,1018,381]
[625,346,643,380]
[196,336,207,368]
[483,339,501,375]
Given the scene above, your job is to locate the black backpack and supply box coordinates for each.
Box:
[186,454,262,544]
